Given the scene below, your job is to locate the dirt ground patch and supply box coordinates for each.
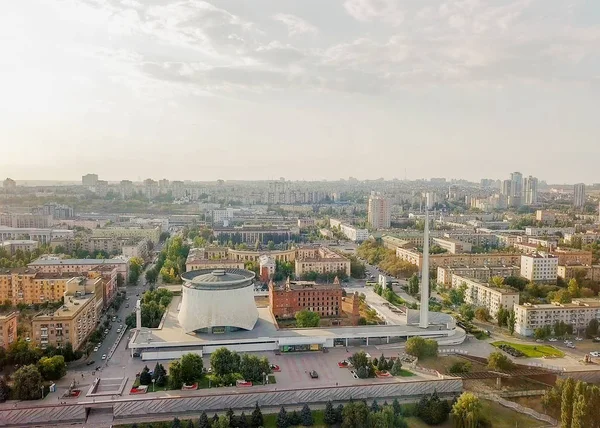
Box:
[418,355,487,374]
[507,396,547,415]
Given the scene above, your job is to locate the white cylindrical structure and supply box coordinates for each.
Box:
[419,207,430,329]
[178,269,258,334]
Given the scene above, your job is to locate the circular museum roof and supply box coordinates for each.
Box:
[181,268,255,290]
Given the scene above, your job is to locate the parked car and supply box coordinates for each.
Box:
[86,360,95,366]
[101,354,107,360]
[575,337,583,341]
[104,329,109,334]
[93,346,99,352]
[590,351,600,357]
[567,344,576,349]
[548,337,558,342]
[309,370,319,379]
[116,328,121,333]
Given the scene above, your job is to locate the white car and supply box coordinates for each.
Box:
[101,354,107,360]
[590,351,600,357]
[575,337,584,341]
[116,328,121,333]
[567,344,575,349]
[548,338,557,342]
[93,346,99,352]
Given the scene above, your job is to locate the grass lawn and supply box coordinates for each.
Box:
[492,341,564,358]
[268,374,277,384]
[397,369,415,377]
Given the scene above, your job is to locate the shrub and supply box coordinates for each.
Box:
[448,361,472,374]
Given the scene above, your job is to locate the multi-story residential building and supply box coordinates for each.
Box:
[0,213,52,229]
[28,258,129,281]
[31,204,74,220]
[367,192,391,230]
[381,231,444,249]
[0,269,75,305]
[495,234,521,248]
[563,232,600,246]
[523,176,538,205]
[0,240,39,255]
[122,240,150,260]
[185,247,244,271]
[329,219,368,242]
[212,209,236,225]
[520,253,558,283]
[432,237,472,254]
[510,172,523,207]
[0,227,73,245]
[297,218,315,230]
[557,264,600,282]
[525,227,576,237]
[259,255,276,282]
[437,265,520,287]
[82,174,98,187]
[212,226,292,245]
[0,312,18,348]
[269,277,345,319]
[395,247,521,269]
[295,246,351,278]
[3,178,16,191]
[31,277,103,350]
[514,299,600,337]
[451,275,519,318]
[91,226,161,244]
[443,232,499,247]
[551,248,593,266]
[574,183,586,208]
[535,210,556,225]
[517,236,558,249]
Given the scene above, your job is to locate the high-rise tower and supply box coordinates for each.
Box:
[419,205,430,329]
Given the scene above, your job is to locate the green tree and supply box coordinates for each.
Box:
[496,307,509,327]
[172,417,182,428]
[214,415,230,428]
[448,361,472,374]
[377,353,387,371]
[508,310,516,335]
[37,355,66,381]
[405,337,438,359]
[408,274,420,295]
[7,339,41,366]
[140,366,152,386]
[289,410,301,426]
[324,401,337,425]
[168,360,183,389]
[349,351,370,370]
[568,278,581,298]
[300,403,313,426]
[198,411,210,428]
[370,399,380,413]
[459,304,475,322]
[474,307,490,322]
[585,319,599,339]
[210,347,241,376]
[390,359,403,376]
[341,401,370,428]
[12,364,43,400]
[180,353,204,385]
[295,310,320,328]
[561,377,575,428]
[0,376,10,403]
[250,402,263,428]
[451,392,482,428]
[487,352,515,371]
[277,406,290,428]
[238,411,248,428]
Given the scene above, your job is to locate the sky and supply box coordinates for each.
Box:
[0,0,599,183]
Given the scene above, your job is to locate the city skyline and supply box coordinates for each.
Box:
[1,0,600,182]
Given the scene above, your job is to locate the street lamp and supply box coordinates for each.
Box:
[152,378,156,392]
[40,385,44,399]
[262,372,266,385]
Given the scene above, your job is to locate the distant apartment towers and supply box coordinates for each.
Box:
[501,172,537,207]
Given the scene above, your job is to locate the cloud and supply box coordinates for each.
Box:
[273,13,318,36]
[343,0,405,25]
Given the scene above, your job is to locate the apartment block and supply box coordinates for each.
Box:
[515,299,600,337]
[330,219,369,242]
[395,247,521,269]
[525,227,575,237]
[0,312,18,348]
[535,210,556,225]
[0,213,52,229]
[381,231,444,249]
[520,253,558,283]
[368,192,391,230]
[557,265,600,282]
[563,232,600,246]
[297,218,315,229]
[437,265,520,287]
[91,226,161,244]
[212,226,292,245]
[432,237,472,254]
[451,275,519,317]
[28,258,129,281]
[122,239,150,260]
[269,277,344,319]
[0,240,39,255]
[0,269,75,305]
[295,246,351,277]
[551,249,593,266]
[31,277,103,350]
[443,232,499,247]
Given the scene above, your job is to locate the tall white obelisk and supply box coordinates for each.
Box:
[419,204,430,328]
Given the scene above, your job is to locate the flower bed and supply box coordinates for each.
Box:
[130,385,148,395]
[375,370,391,378]
[67,389,81,398]
[182,383,198,390]
[236,380,252,387]
[270,364,281,372]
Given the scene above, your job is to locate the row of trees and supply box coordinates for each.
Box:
[356,241,418,278]
[158,236,190,284]
[0,355,67,402]
[129,256,145,285]
[126,288,174,328]
[542,378,600,427]
[0,339,79,370]
[209,348,271,385]
[348,351,404,379]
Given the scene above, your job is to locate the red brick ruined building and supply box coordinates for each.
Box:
[269,276,343,319]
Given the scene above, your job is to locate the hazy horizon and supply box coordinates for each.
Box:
[1,0,599,182]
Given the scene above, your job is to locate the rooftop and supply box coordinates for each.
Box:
[29,257,127,266]
[181,268,255,290]
[271,279,342,291]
